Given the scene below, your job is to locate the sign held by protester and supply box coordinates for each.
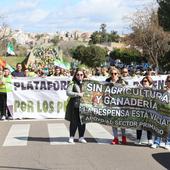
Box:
[80,80,170,137]
[7,77,71,119]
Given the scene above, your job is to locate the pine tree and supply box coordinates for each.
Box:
[157,0,170,31]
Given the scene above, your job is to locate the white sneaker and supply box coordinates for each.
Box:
[68,137,75,144]
[151,144,158,149]
[164,145,170,150]
[7,116,13,120]
[79,137,87,144]
[148,140,153,145]
[134,139,141,145]
[1,115,6,120]
[160,142,166,148]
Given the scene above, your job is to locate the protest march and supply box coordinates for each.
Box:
[5,75,170,140]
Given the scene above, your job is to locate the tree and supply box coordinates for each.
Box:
[157,0,170,31]
[35,34,44,40]
[71,45,86,62]
[108,30,120,42]
[109,48,144,65]
[100,23,107,34]
[159,50,170,71]
[0,23,13,56]
[71,45,108,67]
[0,23,11,41]
[126,7,170,69]
[89,31,101,44]
[51,35,60,46]
[89,24,119,44]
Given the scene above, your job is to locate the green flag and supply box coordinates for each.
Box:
[7,42,15,56]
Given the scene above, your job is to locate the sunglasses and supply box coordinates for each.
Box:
[76,74,83,76]
[111,72,118,75]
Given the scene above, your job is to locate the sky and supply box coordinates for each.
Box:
[0,0,157,34]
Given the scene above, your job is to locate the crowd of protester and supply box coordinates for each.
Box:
[3,61,160,79]
[64,66,170,150]
[0,61,170,151]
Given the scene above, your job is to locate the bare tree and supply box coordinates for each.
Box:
[0,15,13,55]
[126,6,170,68]
[0,15,11,41]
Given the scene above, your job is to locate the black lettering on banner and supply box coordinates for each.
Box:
[33,81,39,90]
[60,81,67,90]
[54,81,59,90]
[40,81,47,90]
[27,81,34,90]
[13,82,20,90]
[21,83,26,90]
[47,81,53,90]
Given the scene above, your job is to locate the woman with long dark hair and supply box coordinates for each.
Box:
[135,76,153,145]
[65,68,87,144]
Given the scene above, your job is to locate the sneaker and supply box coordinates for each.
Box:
[134,139,142,145]
[7,116,13,120]
[164,144,170,150]
[151,143,158,149]
[68,137,75,144]
[122,136,127,144]
[79,137,87,144]
[148,140,153,145]
[0,115,6,120]
[111,137,119,145]
[160,142,166,148]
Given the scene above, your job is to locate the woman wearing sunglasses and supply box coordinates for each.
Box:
[151,75,170,150]
[65,68,87,144]
[105,67,127,145]
[135,76,153,145]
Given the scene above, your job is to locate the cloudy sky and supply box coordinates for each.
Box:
[0,0,156,33]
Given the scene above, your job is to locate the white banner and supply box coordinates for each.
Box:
[91,75,167,89]
[7,75,167,119]
[7,77,71,119]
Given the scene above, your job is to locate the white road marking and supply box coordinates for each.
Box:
[3,124,30,146]
[48,123,71,145]
[87,123,113,144]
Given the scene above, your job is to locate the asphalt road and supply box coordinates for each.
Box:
[0,119,169,170]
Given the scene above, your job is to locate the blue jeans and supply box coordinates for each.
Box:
[154,132,170,145]
[112,127,125,138]
[166,132,170,145]
[154,136,161,145]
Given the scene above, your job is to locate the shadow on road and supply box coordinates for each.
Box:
[16,136,68,142]
[0,166,47,170]
[15,136,150,146]
[152,152,170,170]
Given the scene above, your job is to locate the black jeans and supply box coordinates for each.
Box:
[136,130,152,140]
[0,92,10,117]
[69,109,85,138]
